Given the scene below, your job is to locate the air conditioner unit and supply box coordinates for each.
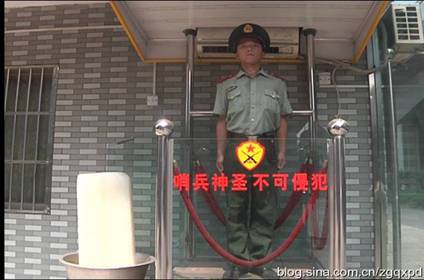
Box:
[196,27,300,59]
[384,3,424,62]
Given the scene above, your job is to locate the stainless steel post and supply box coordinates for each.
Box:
[387,49,402,269]
[303,28,318,259]
[183,28,197,258]
[155,119,174,279]
[328,118,349,273]
[303,28,318,161]
[183,28,196,137]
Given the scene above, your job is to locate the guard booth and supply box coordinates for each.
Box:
[5,1,424,279]
[102,1,423,279]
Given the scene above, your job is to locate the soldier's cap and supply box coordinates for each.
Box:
[228,23,271,53]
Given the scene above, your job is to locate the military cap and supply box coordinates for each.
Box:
[228,23,271,53]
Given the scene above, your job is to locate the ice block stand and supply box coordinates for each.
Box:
[60,172,154,279]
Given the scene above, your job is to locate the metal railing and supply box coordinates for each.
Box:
[190,110,315,118]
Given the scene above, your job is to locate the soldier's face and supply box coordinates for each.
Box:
[236,38,264,65]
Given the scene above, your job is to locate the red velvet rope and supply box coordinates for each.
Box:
[273,162,314,229]
[193,161,329,249]
[194,163,227,225]
[175,164,320,267]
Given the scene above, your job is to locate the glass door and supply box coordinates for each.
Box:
[371,21,424,270]
[381,55,424,270]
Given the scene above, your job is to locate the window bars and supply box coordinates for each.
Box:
[4,66,58,213]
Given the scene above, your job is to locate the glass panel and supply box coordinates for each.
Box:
[5,69,18,112]
[5,115,13,160]
[34,164,47,205]
[17,68,30,112]
[377,21,424,269]
[25,116,38,160]
[22,164,35,210]
[28,68,42,112]
[379,65,396,269]
[4,68,8,94]
[107,137,331,277]
[387,56,424,270]
[11,164,22,207]
[4,163,11,206]
[40,68,52,112]
[13,115,25,160]
[37,115,49,160]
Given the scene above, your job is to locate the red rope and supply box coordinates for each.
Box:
[273,162,313,229]
[194,163,227,225]
[175,164,320,268]
[191,160,329,248]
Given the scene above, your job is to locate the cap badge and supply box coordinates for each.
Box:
[243,24,253,33]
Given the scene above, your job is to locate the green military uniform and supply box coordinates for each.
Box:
[214,69,292,134]
[213,69,293,268]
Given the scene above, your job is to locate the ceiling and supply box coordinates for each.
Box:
[6,1,391,64]
[111,1,390,63]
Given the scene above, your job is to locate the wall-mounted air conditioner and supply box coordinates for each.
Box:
[196,27,300,59]
[384,3,424,62]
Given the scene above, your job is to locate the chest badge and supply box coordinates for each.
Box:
[236,140,266,171]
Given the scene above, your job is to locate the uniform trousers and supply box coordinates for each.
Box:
[223,136,277,266]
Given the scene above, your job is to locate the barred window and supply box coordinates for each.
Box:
[4,66,58,213]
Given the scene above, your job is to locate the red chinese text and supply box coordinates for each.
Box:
[173,172,328,192]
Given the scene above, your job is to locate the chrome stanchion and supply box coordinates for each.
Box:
[154,119,174,279]
[387,49,402,269]
[303,28,318,163]
[183,28,197,259]
[328,118,349,274]
[183,28,196,138]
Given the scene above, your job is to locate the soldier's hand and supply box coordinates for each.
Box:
[277,151,286,170]
[216,154,224,173]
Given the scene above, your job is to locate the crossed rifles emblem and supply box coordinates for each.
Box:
[236,140,266,171]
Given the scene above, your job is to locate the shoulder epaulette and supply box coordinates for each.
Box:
[216,73,236,84]
[270,72,287,82]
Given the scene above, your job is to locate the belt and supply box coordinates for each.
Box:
[227,131,276,140]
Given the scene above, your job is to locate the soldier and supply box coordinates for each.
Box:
[213,23,293,279]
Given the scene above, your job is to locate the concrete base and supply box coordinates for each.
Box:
[174,267,265,279]
[60,252,154,279]
[173,261,318,279]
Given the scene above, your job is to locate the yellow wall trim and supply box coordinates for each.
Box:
[109,1,146,61]
[352,1,390,64]
[109,1,185,64]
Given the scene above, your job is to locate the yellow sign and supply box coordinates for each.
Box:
[236,140,266,171]
[243,24,253,33]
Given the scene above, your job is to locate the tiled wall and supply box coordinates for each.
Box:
[4,3,374,278]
